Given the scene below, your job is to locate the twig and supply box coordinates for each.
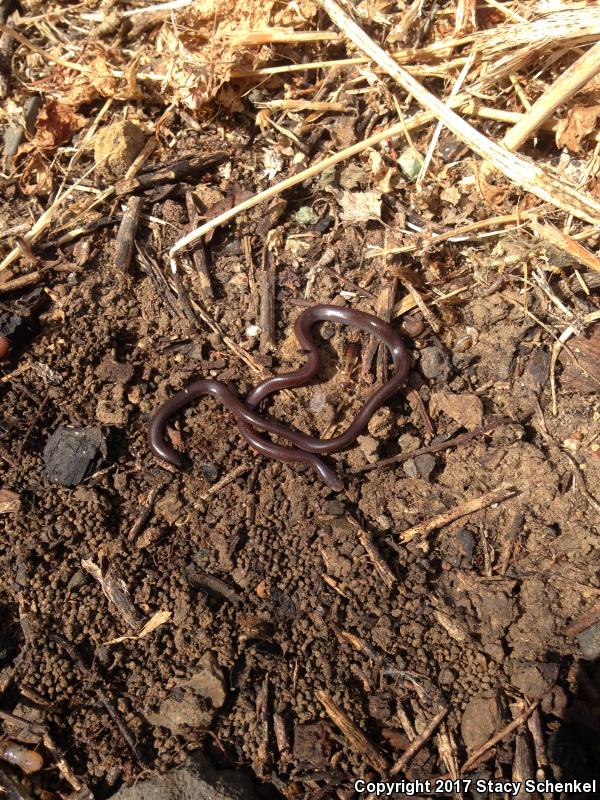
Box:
[0,271,41,294]
[196,463,252,503]
[502,40,600,151]
[185,568,242,605]
[316,690,389,774]
[316,0,600,225]
[114,196,143,274]
[259,245,275,354]
[350,419,508,474]
[185,191,213,300]
[115,152,226,196]
[564,599,600,636]
[461,702,537,774]
[530,220,600,275]
[399,484,518,544]
[129,477,171,542]
[390,705,448,776]
[0,21,91,73]
[368,208,543,258]
[348,516,395,588]
[81,558,143,629]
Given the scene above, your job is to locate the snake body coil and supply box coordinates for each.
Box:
[148,305,409,489]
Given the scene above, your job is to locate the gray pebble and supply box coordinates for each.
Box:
[419,346,451,381]
[577,621,600,660]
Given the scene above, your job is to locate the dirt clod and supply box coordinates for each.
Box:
[94,120,146,176]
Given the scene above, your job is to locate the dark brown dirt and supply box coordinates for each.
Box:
[1,113,600,798]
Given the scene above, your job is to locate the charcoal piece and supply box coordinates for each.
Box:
[43,426,106,486]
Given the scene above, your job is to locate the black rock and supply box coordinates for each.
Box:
[43,426,106,486]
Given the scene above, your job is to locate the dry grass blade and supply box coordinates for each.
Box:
[502,40,600,151]
[316,0,600,226]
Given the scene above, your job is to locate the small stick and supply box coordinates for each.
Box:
[0,270,41,294]
[185,191,213,300]
[527,707,549,778]
[461,703,536,774]
[369,208,543,259]
[399,484,517,543]
[196,463,252,503]
[115,152,226,196]
[530,220,600,275]
[349,419,508,474]
[316,690,389,774]
[259,245,276,354]
[502,40,600,151]
[185,569,242,605]
[129,477,171,542]
[564,599,600,636]
[406,388,435,438]
[390,705,448,776]
[0,21,91,73]
[114,196,143,273]
[348,516,395,588]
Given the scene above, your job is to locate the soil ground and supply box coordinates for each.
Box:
[1,5,600,798]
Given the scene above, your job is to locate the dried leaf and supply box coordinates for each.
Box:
[556,104,600,152]
[337,189,382,224]
[19,155,53,196]
[153,0,276,112]
[106,610,172,645]
[32,100,86,149]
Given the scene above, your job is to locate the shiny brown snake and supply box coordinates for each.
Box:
[148,305,409,490]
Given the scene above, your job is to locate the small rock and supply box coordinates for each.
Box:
[43,426,105,486]
[398,146,423,180]
[456,529,475,561]
[461,691,507,752]
[414,454,436,480]
[367,407,394,439]
[96,398,128,426]
[541,685,568,717]
[145,652,225,735]
[0,488,21,514]
[109,751,258,800]
[419,346,452,381]
[309,389,328,414]
[295,206,319,226]
[293,722,333,767]
[322,498,346,517]
[368,694,393,723]
[509,661,559,698]
[403,458,418,478]
[187,652,226,708]
[357,435,379,463]
[201,463,220,484]
[398,432,421,451]
[439,668,455,685]
[576,621,600,659]
[95,357,135,384]
[94,120,145,177]
[522,347,550,393]
[430,390,483,431]
[339,163,365,189]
